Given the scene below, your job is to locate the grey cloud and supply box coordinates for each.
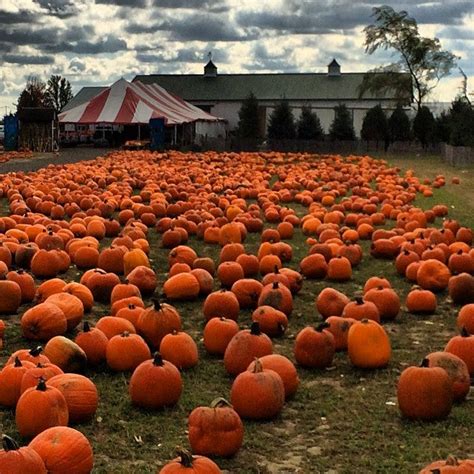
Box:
[43,36,128,54]
[237,1,474,34]
[0,28,59,46]
[137,47,229,64]
[95,0,148,7]
[152,0,228,13]
[69,59,87,72]
[2,54,55,65]
[247,43,297,71]
[438,26,474,41]
[125,23,157,34]
[34,0,79,18]
[0,9,38,24]
[155,14,259,42]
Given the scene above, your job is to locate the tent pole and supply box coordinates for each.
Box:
[174,125,177,145]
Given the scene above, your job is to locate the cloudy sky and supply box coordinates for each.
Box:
[0,0,473,112]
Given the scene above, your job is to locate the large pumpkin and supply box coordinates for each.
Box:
[44,336,88,373]
[47,374,99,424]
[347,319,391,369]
[29,426,93,474]
[397,359,453,420]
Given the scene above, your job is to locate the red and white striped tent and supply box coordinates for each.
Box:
[58,78,222,125]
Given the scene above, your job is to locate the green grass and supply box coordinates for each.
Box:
[1,152,473,473]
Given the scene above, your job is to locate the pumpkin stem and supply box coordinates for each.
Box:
[445,456,459,466]
[272,281,279,289]
[83,321,91,332]
[2,435,20,451]
[152,298,162,311]
[355,296,364,305]
[128,304,136,310]
[316,322,330,332]
[14,357,22,367]
[210,397,232,409]
[122,331,130,338]
[420,358,430,368]
[250,321,261,335]
[274,265,280,274]
[36,377,47,391]
[461,327,470,337]
[252,358,263,373]
[176,448,194,468]
[30,346,43,357]
[152,352,164,366]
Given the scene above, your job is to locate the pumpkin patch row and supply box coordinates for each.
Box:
[0,150,472,472]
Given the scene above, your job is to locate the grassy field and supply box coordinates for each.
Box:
[0,152,473,473]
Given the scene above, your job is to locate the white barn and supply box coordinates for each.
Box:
[133,59,411,138]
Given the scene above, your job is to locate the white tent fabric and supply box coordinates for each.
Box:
[59,78,223,125]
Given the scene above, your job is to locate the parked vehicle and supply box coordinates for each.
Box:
[0,124,4,144]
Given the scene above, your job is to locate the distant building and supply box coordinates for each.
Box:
[63,59,411,138]
[133,59,411,137]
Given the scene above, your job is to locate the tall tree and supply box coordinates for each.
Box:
[413,106,436,147]
[267,101,296,140]
[45,75,73,112]
[448,97,474,147]
[17,76,47,109]
[388,105,411,142]
[297,106,324,140]
[359,6,457,110]
[329,104,355,141]
[360,105,388,145]
[237,92,260,139]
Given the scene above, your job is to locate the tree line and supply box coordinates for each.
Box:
[237,94,474,148]
[17,75,73,114]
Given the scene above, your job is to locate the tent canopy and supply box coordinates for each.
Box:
[59,78,223,126]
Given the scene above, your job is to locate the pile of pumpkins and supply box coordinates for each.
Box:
[0,150,472,472]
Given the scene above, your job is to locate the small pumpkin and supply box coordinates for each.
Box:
[16,378,69,438]
[247,354,299,399]
[0,435,47,474]
[106,332,151,372]
[425,351,470,402]
[188,398,244,457]
[203,317,240,356]
[159,330,199,369]
[294,322,336,368]
[224,322,273,376]
[74,321,108,366]
[129,352,182,409]
[159,449,221,474]
[230,358,285,420]
[0,357,35,407]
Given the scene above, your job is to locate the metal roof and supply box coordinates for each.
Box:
[132,72,407,102]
